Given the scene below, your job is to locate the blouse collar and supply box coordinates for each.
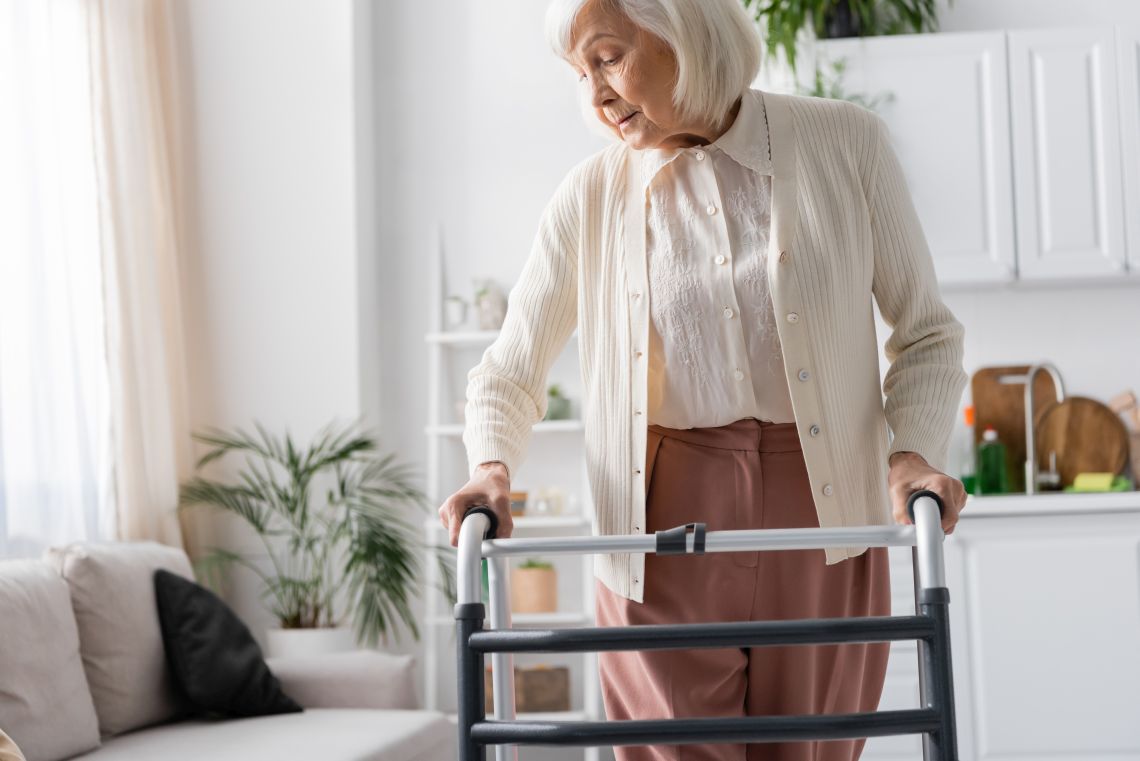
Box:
[640,88,773,188]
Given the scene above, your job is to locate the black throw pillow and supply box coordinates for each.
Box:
[153,568,302,718]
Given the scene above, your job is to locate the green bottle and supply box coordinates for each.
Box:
[976,426,1009,495]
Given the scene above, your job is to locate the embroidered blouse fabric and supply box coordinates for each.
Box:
[642,137,796,429]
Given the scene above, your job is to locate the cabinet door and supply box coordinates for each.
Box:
[1117,24,1140,276]
[942,511,1140,760]
[1008,27,1128,279]
[809,31,1016,287]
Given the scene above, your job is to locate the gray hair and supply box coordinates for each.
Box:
[544,0,763,140]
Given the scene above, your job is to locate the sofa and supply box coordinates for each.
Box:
[0,541,456,761]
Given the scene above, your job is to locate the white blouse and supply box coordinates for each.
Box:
[642,91,795,429]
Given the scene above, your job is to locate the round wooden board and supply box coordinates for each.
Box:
[1033,396,1130,486]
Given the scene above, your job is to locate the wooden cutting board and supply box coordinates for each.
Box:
[971,365,1060,492]
[1033,396,1130,487]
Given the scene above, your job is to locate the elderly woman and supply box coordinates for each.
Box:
[440,0,969,758]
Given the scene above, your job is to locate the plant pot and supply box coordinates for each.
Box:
[510,566,557,613]
[544,396,572,420]
[822,0,860,38]
[265,626,355,659]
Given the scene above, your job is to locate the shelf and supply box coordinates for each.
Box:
[445,709,593,723]
[425,330,500,345]
[425,419,584,436]
[429,611,590,626]
[425,329,579,346]
[425,514,591,529]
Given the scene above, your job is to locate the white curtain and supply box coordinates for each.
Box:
[0,0,194,557]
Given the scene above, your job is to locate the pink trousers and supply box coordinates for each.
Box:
[595,418,892,761]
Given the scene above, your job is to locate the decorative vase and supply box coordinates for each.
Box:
[265,626,355,659]
[472,278,507,330]
[510,566,557,613]
[445,296,469,330]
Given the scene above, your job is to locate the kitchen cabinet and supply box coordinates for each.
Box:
[808,26,1137,287]
[862,492,1140,760]
[1118,24,1140,276]
[803,31,1016,286]
[1008,27,1127,280]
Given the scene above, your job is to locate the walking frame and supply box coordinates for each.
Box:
[454,489,959,760]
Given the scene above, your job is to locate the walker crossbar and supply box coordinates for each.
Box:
[454,490,960,761]
[468,708,942,746]
[461,614,936,652]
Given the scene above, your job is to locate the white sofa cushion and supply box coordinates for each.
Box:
[264,651,419,710]
[45,541,195,736]
[72,709,456,761]
[0,560,100,761]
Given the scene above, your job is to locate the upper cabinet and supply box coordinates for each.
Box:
[1118,25,1140,277]
[1008,27,1126,279]
[804,31,1016,286]
[807,25,1140,287]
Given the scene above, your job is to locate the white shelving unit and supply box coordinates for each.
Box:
[422,229,604,760]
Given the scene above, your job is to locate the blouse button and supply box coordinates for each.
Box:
[733,369,745,381]
[779,250,789,263]
[635,350,643,358]
[798,368,810,381]
[706,204,718,216]
[809,424,821,437]
[723,306,734,319]
[822,483,834,496]
[632,292,641,300]
[786,312,799,323]
[695,151,705,161]
[714,254,726,265]
[634,468,641,475]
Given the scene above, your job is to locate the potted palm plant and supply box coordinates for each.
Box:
[179,419,456,656]
[742,0,953,76]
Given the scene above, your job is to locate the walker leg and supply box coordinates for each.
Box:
[457,602,488,761]
[919,588,960,761]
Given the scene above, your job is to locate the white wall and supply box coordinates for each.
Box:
[172,0,369,641]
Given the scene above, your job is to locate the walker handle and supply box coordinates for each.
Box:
[462,504,500,541]
[905,489,946,524]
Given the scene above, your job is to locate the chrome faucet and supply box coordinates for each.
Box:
[997,363,1066,494]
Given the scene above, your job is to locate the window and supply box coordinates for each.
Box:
[0,0,116,557]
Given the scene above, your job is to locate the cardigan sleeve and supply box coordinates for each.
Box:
[461,169,581,481]
[868,114,969,474]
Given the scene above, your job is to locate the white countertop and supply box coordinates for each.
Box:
[961,490,1140,517]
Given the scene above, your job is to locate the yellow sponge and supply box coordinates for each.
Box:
[1072,472,1115,491]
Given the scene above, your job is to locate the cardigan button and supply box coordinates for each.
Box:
[786,312,799,323]
[822,483,834,496]
[631,292,641,299]
[634,468,641,475]
[779,250,789,263]
[809,424,821,437]
[798,368,810,381]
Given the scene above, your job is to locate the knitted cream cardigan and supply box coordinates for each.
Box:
[463,88,968,603]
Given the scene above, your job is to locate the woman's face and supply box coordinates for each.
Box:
[566,1,710,150]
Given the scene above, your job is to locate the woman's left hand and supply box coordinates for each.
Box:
[887,451,967,535]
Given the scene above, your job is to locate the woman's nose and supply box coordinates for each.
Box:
[587,76,611,109]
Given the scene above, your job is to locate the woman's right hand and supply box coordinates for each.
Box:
[438,461,514,547]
